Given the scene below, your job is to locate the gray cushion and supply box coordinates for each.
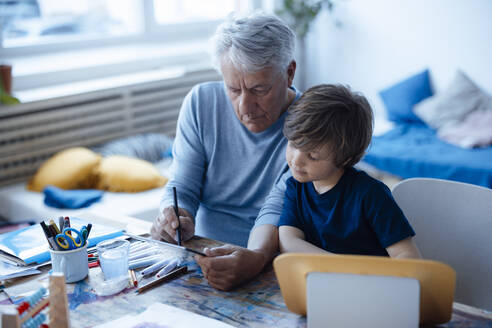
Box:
[92,133,173,163]
[414,70,491,129]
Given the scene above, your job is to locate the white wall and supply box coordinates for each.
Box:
[304,0,492,123]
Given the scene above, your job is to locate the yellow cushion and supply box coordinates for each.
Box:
[95,155,167,192]
[27,147,101,192]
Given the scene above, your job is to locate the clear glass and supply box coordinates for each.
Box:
[1,0,142,48]
[97,239,130,280]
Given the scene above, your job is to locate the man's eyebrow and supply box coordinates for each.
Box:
[249,83,272,90]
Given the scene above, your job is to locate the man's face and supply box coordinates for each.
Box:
[221,58,295,133]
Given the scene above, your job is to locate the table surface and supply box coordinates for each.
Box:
[69,236,306,327]
[67,237,492,327]
[2,214,492,328]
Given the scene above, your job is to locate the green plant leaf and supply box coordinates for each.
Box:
[0,91,20,105]
[275,0,335,38]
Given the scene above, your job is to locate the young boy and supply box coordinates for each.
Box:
[279,84,421,258]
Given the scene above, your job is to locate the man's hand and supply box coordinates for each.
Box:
[195,245,268,291]
[151,206,195,243]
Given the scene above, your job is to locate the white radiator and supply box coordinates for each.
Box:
[0,67,220,187]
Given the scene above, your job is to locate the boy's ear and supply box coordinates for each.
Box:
[286,60,296,86]
[341,157,353,168]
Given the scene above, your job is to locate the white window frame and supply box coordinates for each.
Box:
[0,0,265,99]
[0,0,249,57]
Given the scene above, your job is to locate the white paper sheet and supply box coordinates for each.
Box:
[95,302,234,328]
[0,260,40,281]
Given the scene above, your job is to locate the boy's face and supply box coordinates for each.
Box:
[286,141,344,186]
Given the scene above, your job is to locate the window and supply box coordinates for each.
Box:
[153,0,253,25]
[154,0,235,25]
[0,0,256,52]
[0,0,142,48]
[0,0,260,97]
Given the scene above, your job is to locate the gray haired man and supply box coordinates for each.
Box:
[151,12,299,290]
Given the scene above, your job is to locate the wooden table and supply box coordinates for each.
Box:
[62,236,303,327]
[65,235,492,327]
[2,213,492,327]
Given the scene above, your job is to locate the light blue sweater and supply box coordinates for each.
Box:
[161,81,300,246]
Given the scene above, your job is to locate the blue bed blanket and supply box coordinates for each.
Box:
[363,124,492,188]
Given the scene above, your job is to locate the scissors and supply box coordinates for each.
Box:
[55,227,86,250]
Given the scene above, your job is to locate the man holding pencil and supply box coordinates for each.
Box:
[151,12,299,291]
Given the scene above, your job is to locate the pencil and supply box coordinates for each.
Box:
[173,187,182,246]
[40,221,56,250]
[136,265,187,294]
[47,225,58,239]
[48,219,60,235]
[129,269,138,287]
[155,258,178,278]
[88,261,100,268]
[126,233,207,257]
[64,217,71,236]
[140,258,171,277]
[58,216,65,231]
[86,223,92,238]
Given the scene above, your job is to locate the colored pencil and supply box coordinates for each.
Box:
[129,269,138,287]
[126,233,206,257]
[88,261,100,268]
[136,266,187,294]
[48,219,60,235]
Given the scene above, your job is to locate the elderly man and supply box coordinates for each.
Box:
[151,13,299,290]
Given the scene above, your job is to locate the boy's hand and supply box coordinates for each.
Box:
[151,207,194,243]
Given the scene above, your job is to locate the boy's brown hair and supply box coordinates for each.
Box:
[283,84,373,168]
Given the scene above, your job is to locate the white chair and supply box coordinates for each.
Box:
[392,178,492,311]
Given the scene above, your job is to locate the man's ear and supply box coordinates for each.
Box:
[286,60,296,86]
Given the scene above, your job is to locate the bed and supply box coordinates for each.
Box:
[362,124,492,188]
[361,68,492,189]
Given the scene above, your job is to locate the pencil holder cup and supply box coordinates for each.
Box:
[49,244,88,283]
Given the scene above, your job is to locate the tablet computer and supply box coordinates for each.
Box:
[273,254,456,325]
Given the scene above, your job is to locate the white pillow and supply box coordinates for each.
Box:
[438,109,492,148]
[414,70,491,129]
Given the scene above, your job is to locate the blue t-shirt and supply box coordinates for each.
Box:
[278,167,415,256]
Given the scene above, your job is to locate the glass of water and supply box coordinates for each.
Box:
[97,239,130,280]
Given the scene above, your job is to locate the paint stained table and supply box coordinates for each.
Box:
[3,236,492,327]
[67,236,305,327]
[67,236,492,327]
